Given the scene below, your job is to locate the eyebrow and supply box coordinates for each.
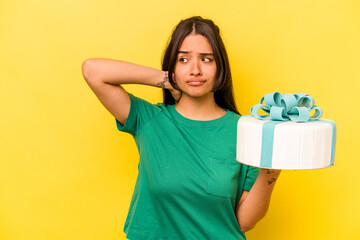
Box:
[178,51,214,55]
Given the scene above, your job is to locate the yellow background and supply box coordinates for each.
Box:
[1,0,359,239]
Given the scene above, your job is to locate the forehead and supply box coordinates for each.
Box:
[178,34,213,53]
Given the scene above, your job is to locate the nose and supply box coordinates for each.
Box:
[190,59,202,76]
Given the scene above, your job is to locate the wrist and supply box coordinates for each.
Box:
[156,71,171,89]
[261,168,281,174]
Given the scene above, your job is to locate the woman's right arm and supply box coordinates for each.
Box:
[81,58,174,125]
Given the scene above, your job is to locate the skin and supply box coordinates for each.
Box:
[171,34,282,232]
[174,34,217,99]
[82,33,281,233]
[172,34,227,121]
[236,168,281,232]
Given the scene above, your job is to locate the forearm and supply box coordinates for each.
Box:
[82,58,171,89]
[236,169,281,232]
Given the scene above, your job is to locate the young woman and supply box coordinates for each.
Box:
[82,16,281,240]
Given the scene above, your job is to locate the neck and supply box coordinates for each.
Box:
[175,94,226,120]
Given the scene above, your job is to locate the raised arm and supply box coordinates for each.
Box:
[236,169,281,232]
[81,58,177,125]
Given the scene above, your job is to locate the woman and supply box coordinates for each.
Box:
[82,16,280,240]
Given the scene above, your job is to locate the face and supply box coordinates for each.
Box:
[173,34,217,100]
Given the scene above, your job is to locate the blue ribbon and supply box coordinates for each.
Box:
[250,92,323,123]
[260,122,278,168]
[246,92,335,169]
[317,120,337,166]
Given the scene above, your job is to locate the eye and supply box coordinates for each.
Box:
[202,57,213,62]
[178,57,188,63]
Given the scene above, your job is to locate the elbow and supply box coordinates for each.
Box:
[238,210,268,232]
[237,210,267,233]
[237,215,257,233]
[82,58,98,83]
[239,222,256,233]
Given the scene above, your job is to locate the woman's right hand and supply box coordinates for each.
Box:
[169,87,182,103]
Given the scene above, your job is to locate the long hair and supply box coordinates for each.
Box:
[161,16,240,115]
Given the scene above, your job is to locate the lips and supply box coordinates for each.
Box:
[186,79,206,86]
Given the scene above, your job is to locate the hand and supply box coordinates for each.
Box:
[169,87,182,103]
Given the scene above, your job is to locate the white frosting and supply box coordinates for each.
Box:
[236,117,335,170]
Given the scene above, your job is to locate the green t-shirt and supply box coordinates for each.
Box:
[116,93,260,240]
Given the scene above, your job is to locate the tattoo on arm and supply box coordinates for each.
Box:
[268,178,276,185]
[266,169,279,185]
[156,72,169,88]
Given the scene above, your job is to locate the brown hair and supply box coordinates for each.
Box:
[161,16,239,115]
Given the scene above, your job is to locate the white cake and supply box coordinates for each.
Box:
[236,117,336,170]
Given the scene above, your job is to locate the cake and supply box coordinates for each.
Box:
[236,92,336,170]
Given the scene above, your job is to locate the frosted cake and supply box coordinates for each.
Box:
[236,92,336,170]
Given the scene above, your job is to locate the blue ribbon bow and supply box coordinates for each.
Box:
[250,92,323,123]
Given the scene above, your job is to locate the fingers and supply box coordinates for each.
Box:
[170,88,182,102]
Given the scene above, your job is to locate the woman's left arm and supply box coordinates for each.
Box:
[235,168,281,232]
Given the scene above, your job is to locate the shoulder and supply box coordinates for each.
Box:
[129,93,165,112]
[154,102,171,113]
[225,110,241,122]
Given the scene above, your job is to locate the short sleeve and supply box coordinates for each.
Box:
[243,166,260,191]
[115,93,161,136]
